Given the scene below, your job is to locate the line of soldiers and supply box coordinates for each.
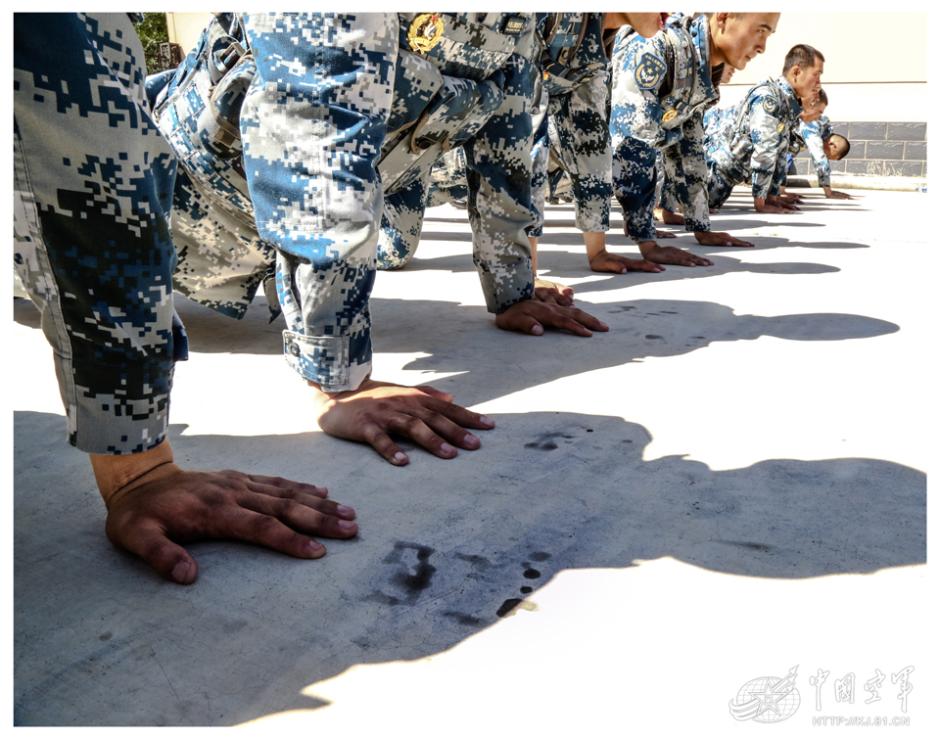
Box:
[14,12,840,584]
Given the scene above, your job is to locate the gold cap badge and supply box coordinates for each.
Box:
[408,14,445,54]
[662,108,678,124]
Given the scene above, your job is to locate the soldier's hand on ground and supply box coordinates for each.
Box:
[655,229,678,239]
[754,197,793,214]
[824,188,852,199]
[778,192,803,205]
[534,277,574,306]
[765,195,801,211]
[495,299,609,337]
[588,249,664,274]
[92,442,357,585]
[638,241,713,267]
[694,231,754,248]
[312,379,494,466]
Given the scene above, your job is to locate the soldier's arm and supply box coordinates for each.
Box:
[679,112,754,248]
[747,97,790,209]
[769,144,789,196]
[802,124,832,189]
[609,33,666,243]
[469,29,607,336]
[239,13,397,394]
[673,113,711,233]
[463,49,537,314]
[557,17,612,235]
[747,98,785,197]
[239,14,494,466]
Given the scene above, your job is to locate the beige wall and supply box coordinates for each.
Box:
[166,13,211,55]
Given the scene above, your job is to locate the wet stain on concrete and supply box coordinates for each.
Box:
[530,551,551,562]
[497,598,538,618]
[372,542,437,605]
[455,553,493,569]
[98,632,112,642]
[520,586,532,594]
[645,334,664,340]
[443,611,483,626]
[525,431,576,451]
[719,540,774,553]
[523,568,541,579]
[607,305,637,313]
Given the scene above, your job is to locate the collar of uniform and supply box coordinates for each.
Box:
[773,75,802,119]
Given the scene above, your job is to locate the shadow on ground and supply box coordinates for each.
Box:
[14,407,925,726]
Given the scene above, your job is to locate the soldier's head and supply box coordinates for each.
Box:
[603,13,668,39]
[800,88,828,122]
[783,44,825,104]
[824,133,851,161]
[708,13,780,70]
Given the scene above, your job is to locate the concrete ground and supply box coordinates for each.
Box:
[11,188,935,734]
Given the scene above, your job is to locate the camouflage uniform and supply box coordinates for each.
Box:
[418,13,611,239]
[153,13,398,392]
[703,76,803,208]
[609,12,722,242]
[14,13,185,454]
[376,13,539,315]
[796,115,833,188]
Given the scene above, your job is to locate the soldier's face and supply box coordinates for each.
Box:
[794,58,825,102]
[714,13,779,70]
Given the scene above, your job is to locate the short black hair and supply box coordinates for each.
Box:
[826,133,850,160]
[817,88,828,105]
[783,44,824,75]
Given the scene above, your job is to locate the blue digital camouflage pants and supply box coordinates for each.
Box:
[13,13,185,454]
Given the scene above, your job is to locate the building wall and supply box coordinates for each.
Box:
[165,12,211,55]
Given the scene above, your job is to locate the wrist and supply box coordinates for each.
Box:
[90,440,176,506]
[637,240,657,257]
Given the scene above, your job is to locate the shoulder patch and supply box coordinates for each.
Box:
[762,96,779,116]
[635,52,668,91]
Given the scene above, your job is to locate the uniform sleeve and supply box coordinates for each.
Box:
[464,47,538,313]
[552,63,612,233]
[14,13,185,455]
[747,95,789,200]
[238,13,398,393]
[769,144,789,196]
[527,99,550,238]
[609,34,666,241]
[801,122,832,188]
[663,111,711,233]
